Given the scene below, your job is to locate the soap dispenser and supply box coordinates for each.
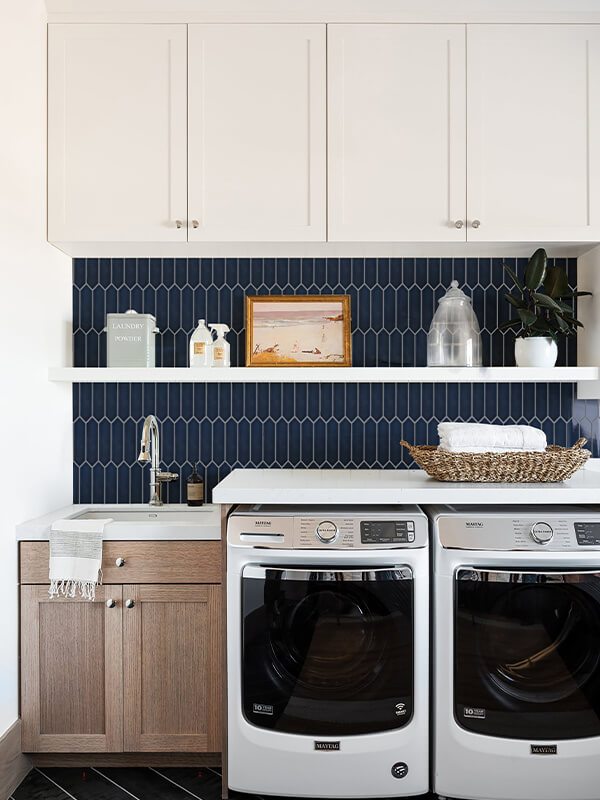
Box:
[427,280,482,367]
[189,319,213,367]
[209,324,231,368]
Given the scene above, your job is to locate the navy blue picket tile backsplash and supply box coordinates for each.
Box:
[72,257,600,504]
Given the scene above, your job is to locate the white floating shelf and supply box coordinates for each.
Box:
[49,366,600,384]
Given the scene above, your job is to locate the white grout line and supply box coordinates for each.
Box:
[91,768,141,800]
[150,767,207,800]
[36,768,80,800]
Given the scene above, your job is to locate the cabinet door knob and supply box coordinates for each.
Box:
[125,599,135,609]
[472,219,481,229]
[115,557,125,567]
[454,220,464,229]
[106,599,116,608]
[175,220,183,229]
[192,220,199,229]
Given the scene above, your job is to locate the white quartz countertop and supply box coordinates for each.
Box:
[16,503,221,541]
[212,464,600,505]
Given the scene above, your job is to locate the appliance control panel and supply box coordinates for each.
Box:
[436,509,600,551]
[227,506,427,549]
[575,522,600,546]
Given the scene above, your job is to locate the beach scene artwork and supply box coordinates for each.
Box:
[247,297,351,366]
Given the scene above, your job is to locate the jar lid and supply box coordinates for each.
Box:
[439,280,472,304]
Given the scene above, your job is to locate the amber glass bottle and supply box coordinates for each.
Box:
[186,464,204,506]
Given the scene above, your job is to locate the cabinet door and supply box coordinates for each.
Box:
[328,25,466,242]
[467,25,600,242]
[123,585,221,752]
[188,25,326,241]
[48,24,187,242]
[21,586,123,752]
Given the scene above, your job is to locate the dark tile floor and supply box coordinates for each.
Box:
[11,767,438,800]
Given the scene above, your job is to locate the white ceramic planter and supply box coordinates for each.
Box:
[514,336,558,368]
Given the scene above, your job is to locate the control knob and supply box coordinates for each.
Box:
[315,521,338,544]
[530,522,554,545]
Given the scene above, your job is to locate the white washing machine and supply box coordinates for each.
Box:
[428,505,600,800]
[227,505,430,798]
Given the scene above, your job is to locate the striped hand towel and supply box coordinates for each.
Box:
[49,518,113,601]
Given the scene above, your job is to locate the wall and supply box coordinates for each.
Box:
[0,0,72,735]
[72,256,600,503]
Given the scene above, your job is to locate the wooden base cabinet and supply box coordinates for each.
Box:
[21,586,124,753]
[123,585,221,752]
[20,543,222,755]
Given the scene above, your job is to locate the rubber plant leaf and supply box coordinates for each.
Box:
[518,309,537,326]
[544,264,569,298]
[504,292,527,309]
[532,292,562,311]
[524,248,548,290]
[502,262,524,294]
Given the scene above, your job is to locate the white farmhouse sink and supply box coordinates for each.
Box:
[16,503,222,541]
[70,504,221,539]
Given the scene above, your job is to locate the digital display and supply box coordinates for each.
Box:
[360,520,415,544]
[575,522,600,546]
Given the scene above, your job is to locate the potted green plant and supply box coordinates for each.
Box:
[500,248,591,367]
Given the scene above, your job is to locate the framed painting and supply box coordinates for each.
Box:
[245,295,352,367]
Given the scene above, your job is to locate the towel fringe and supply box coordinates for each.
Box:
[49,578,97,601]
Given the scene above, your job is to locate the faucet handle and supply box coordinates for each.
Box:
[156,472,178,482]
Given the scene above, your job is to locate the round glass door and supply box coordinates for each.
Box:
[455,570,600,740]
[242,566,414,736]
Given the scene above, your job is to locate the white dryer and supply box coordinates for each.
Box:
[227,505,430,798]
[428,505,600,800]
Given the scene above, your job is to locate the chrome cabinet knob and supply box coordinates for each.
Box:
[106,599,116,608]
[454,220,464,229]
[192,220,199,228]
[125,599,135,609]
[472,219,481,229]
[115,557,125,567]
[175,220,183,229]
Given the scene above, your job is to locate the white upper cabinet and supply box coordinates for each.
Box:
[187,24,326,242]
[327,25,467,242]
[48,25,187,242]
[467,24,600,242]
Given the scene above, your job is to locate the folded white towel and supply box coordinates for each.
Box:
[438,423,547,454]
[49,518,112,601]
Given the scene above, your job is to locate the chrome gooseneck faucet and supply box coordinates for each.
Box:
[137,414,178,506]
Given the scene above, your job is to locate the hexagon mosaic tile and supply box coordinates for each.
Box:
[72,257,600,504]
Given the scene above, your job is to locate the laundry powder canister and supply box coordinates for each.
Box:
[103,309,159,367]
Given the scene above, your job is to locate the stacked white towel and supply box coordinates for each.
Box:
[438,423,547,454]
[49,518,113,601]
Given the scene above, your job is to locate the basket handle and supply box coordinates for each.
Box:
[572,438,588,450]
[399,441,413,451]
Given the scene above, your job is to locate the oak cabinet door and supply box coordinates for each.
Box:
[123,585,222,752]
[48,24,187,242]
[328,24,466,242]
[187,24,326,241]
[21,586,123,752]
[467,24,600,242]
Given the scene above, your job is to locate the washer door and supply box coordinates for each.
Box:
[242,565,414,736]
[455,569,600,740]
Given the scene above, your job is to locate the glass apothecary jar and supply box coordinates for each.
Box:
[427,281,482,367]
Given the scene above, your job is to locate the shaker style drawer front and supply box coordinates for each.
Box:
[20,541,222,584]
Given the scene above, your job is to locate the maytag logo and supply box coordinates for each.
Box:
[531,744,557,755]
[254,520,272,527]
[464,707,486,719]
[314,741,340,751]
[252,703,273,715]
[466,522,484,528]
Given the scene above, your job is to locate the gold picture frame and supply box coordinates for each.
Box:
[245,295,352,367]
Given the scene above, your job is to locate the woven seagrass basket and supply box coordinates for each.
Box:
[400,437,591,483]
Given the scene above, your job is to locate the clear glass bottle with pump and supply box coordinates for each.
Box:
[189,319,213,367]
[427,281,482,367]
[210,324,230,367]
